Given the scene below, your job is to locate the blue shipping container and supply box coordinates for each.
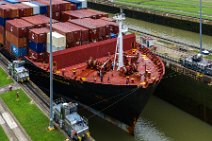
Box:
[65,0,82,9]
[5,0,19,4]
[28,40,46,53]
[0,1,7,5]
[30,1,48,14]
[110,33,117,39]
[11,44,27,57]
[0,17,10,26]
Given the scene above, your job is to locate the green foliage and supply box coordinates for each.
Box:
[0,89,66,141]
[0,126,9,141]
[0,67,13,87]
[116,0,212,20]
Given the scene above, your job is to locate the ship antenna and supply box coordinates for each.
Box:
[113,8,128,70]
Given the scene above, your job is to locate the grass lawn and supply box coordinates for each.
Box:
[115,0,212,20]
[205,55,212,61]
[0,67,13,87]
[0,89,66,141]
[0,126,9,141]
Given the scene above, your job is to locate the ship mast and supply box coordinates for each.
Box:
[113,8,128,70]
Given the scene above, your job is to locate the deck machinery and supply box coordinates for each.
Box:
[53,102,94,141]
[8,60,30,82]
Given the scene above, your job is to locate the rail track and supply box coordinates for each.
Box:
[0,51,50,114]
[128,25,212,53]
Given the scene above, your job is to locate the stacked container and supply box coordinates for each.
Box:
[79,9,108,19]
[29,1,48,14]
[22,2,40,15]
[47,32,66,53]
[61,9,108,22]
[50,22,81,48]
[28,27,49,61]
[37,0,60,20]
[5,19,34,57]
[13,4,33,17]
[65,0,82,10]
[22,14,58,28]
[69,18,112,41]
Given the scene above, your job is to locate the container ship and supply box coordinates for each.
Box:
[0,0,165,134]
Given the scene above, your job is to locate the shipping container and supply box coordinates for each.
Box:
[99,18,119,34]
[6,31,27,47]
[0,1,7,5]
[22,2,40,15]
[4,40,11,53]
[52,34,136,69]
[62,21,89,42]
[28,27,49,43]
[6,18,34,38]
[0,17,10,26]
[13,3,33,17]
[69,19,98,41]
[0,25,5,44]
[15,0,31,2]
[30,1,47,14]
[75,0,87,8]
[65,0,81,10]
[110,33,117,39]
[100,17,115,22]
[0,25,4,34]
[80,9,109,19]
[0,33,4,44]
[0,5,12,18]
[22,15,58,27]
[11,44,27,57]
[49,22,81,44]
[37,0,60,12]
[53,0,72,11]
[69,18,110,41]
[47,11,60,20]
[5,0,19,4]
[47,43,66,53]
[47,31,66,47]
[28,48,46,62]
[61,10,95,20]
[3,4,19,18]
[28,40,46,53]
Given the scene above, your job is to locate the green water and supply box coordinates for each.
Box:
[89,96,212,141]
[124,17,212,50]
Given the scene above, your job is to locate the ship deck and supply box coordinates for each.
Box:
[27,48,162,87]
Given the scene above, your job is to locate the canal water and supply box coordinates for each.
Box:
[124,17,212,50]
[89,96,212,141]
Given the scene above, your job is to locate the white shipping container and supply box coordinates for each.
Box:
[47,32,66,47]
[76,0,87,8]
[22,2,40,15]
[46,44,66,53]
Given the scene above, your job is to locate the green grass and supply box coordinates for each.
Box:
[0,126,9,141]
[205,55,212,60]
[0,89,66,141]
[0,67,13,87]
[115,0,212,20]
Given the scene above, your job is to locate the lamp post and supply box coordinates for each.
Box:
[199,0,202,54]
[48,0,54,130]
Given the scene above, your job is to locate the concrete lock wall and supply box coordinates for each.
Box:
[88,1,212,36]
